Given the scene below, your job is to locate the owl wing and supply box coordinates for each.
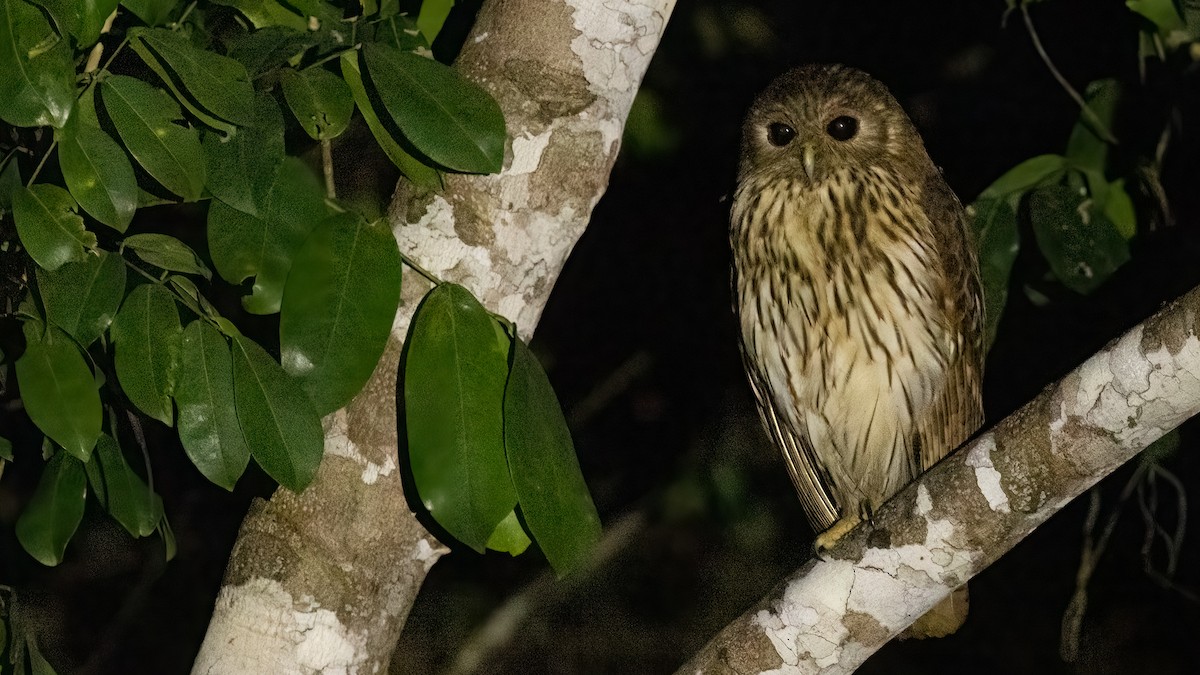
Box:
[912,168,985,473]
[741,352,840,531]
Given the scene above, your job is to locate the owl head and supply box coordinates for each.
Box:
[738,64,933,187]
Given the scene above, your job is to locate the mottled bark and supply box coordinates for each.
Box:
[678,285,1200,675]
[191,1,675,672]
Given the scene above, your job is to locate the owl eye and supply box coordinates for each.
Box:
[767,122,796,147]
[826,116,859,141]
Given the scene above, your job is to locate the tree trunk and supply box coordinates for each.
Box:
[191,1,676,672]
[678,285,1200,674]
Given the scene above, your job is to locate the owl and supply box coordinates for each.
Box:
[730,64,983,635]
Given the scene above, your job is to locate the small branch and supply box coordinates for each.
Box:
[1021,3,1118,145]
[26,140,58,187]
[399,251,443,286]
[321,139,336,200]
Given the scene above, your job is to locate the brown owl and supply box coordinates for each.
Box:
[731,64,983,636]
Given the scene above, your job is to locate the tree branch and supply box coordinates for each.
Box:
[678,284,1200,674]
[190,1,676,672]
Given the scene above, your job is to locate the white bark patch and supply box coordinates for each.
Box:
[321,412,395,485]
[566,0,673,147]
[509,129,554,175]
[754,560,854,670]
[965,436,1010,513]
[412,538,447,573]
[192,578,367,675]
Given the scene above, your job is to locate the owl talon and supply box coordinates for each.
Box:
[813,515,862,555]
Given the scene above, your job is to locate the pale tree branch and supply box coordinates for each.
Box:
[678,284,1200,674]
[190,0,676,672]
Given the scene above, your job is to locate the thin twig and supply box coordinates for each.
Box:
[1021,3,1118,145]
[25,140,58,187]
[399,251,444,286]
[321,139,336,200]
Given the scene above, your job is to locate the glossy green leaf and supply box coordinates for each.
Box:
[27,632,58,675]
[362,42,506,174]
[231,334,323,492]
[36,249,126,346]
[158,513,176,560]
[208,157,328,314]
[228,25,317,78]
[485,509,532,555]
[340,50,441,190]
[203,94,286,216]
[978,154,1067,206]
[85,433,161,537]
[0,435,12,461]
[15,322,101,460]
[416,0,454,43]
[280,67,354,141]
[34,0,119,46]
[123,233,212,279]
[1105,178,1136,240]
[280,214,401,415]
[504,338,600,574]
[405,283,516,552]
[969,198,1019,352]
[372,11,427,50]
[1065,79,1120,172]
[110,283,181,425]
[129,28,255,127]
[1030,186,1130,294]
[102,75,207,201]
[211,0,307,30]
[12,184,94,271]
[121,0,176,26]
[58,97,138,231]
[15,451,86,566]
[177,321,249,490]
[1127,0,1184,32]
[0,0,73,128]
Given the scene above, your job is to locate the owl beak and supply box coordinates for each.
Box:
[801,144,816,181]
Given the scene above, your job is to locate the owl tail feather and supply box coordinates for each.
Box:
[900,586,969,639]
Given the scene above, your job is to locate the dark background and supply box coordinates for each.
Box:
[3,0,1200,673]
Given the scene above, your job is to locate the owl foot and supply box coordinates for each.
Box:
[813,514,862,557]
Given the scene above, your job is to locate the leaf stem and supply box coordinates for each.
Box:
[304,46,360,72]
[173,1,199,29]
[26,140,58,187]
[321,139,336,199]
[398,251,443,286]
[1021,3,1118,145]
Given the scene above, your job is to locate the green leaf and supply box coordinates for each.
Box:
[15,451,87,566]
[0,435,12,461]
[978,154,1068,206]
[177,321,250,490]
[102,75,207,202]
[0,0,74,128]
[340,50,441,190]
[280,214,401,415]
[15,322,101,460]
[416,0,454,43]
[27,632,59,674]
[158,513,176,560]
[1065,79,1120,172]
[34,0,119,46]
[231,334,324,492]
[211,0,307,30]
[110,283,181,425]
[129,28,255,127]
[208,157,328,314]
[228,25,317,78]
[1105,178,1136,240]
[405,283,516,552]
[504,338,600,574]
[1127,0,1184,32]
[121,0,176,26]
[280,67,354,141]
[362,42,506,174]
[1029,186,1131,294]
[485,509,532,555]
[36,249,126,346]
[12,184,94,271]
[203,93,285,217]
[123,233,211,279]
[85,433,161,537]
[58,96,138,231]
[969,198,1019,352]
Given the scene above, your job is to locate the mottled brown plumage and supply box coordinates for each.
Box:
[731,65,983,634]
